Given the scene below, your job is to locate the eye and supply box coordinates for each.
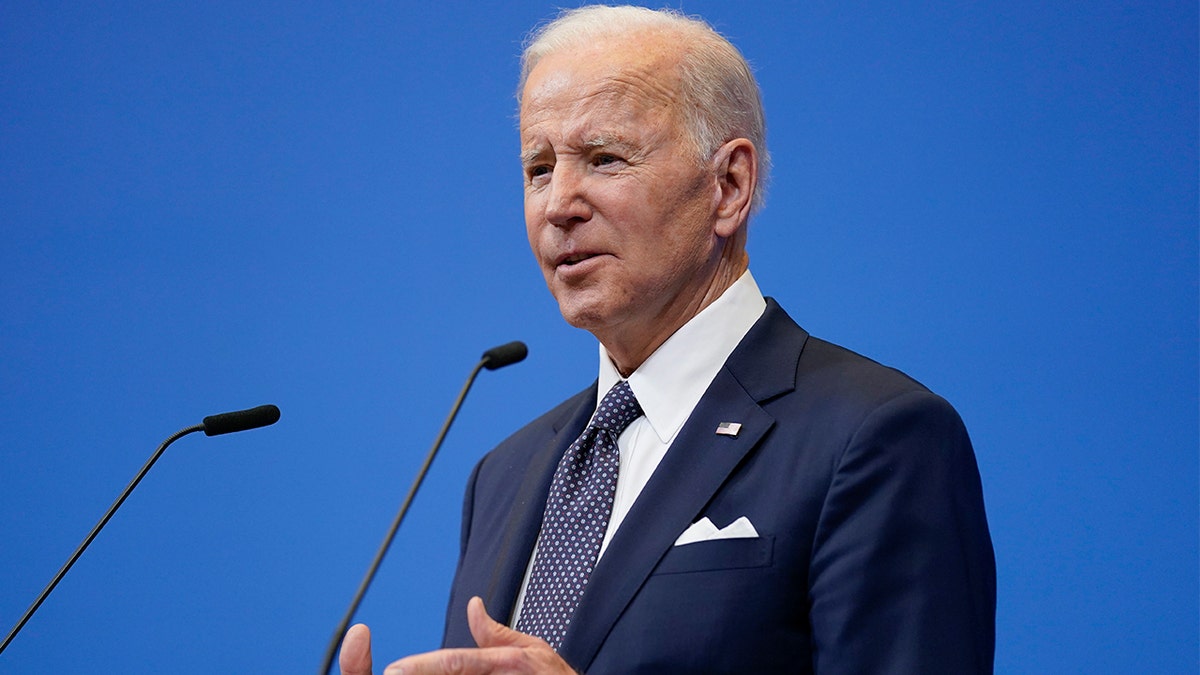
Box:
[526,164,552,185]
[592,153,621,167]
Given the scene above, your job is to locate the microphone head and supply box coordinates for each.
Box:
[481,341,528,370]
[202,404,281,436]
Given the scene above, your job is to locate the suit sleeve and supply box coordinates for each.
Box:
[808,390,996,674]
[440,456,483,647]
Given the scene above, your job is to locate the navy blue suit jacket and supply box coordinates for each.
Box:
[442,300,995,673]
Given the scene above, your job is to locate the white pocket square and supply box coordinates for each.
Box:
[674,516,760,546]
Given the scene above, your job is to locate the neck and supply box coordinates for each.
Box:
[601,247,748,378]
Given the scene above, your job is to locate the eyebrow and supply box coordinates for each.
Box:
[519,134,633,165]
[584,134,620,149]
[520,149,541,166]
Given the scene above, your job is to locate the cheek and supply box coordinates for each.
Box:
[524,196,543,251]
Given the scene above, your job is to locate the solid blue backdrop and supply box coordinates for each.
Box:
[1,2,1195,672]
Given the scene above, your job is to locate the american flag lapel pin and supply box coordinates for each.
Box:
[715,422,742,437]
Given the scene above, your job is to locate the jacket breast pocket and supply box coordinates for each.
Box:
[652,535,775,575]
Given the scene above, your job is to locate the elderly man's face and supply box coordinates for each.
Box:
[520,36,728,354]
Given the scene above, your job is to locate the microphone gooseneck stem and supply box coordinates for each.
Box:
[318,358,490,675]
[0,423,206,655]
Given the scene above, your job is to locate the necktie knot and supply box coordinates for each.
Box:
[591,380,643,435]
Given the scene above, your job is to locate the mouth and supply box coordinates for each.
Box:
[555,251,603,268]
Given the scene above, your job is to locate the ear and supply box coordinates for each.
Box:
[711,138,757,238]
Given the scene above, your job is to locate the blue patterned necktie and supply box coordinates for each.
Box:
[516,380,644,651]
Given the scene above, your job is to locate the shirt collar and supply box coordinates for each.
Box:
[598,270,767,444]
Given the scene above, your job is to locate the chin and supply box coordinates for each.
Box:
[552,292,615,334]
[557,304,605,332]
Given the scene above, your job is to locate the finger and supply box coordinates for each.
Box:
[339,623,374,675]
[384,645,580,675]
[382,647,521,675]
[467,596,546,650]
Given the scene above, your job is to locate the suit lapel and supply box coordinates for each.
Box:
[483,385,597,623]
[559,300,809,670]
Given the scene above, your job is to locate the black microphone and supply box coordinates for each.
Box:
[0,404,281,656]
[204,404,281,436]
[319,342,528,675]
[481,341,528,370]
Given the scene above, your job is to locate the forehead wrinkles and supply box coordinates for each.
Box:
[521,60,685,151]
[605,61,681,109]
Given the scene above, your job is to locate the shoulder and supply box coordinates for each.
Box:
[744,299,943,413]
[743,301,969,459]
[473,384,594,474]
[797,336,939,410]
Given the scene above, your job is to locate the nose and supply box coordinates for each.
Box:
[543,164,591,228]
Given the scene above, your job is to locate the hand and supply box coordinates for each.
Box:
[380,596,576,675]
[339,623,373,675]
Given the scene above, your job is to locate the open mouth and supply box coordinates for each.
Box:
[561,253,594,266]
[557,252,601,267]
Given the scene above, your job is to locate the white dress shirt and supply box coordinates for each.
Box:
[511,270,766,625]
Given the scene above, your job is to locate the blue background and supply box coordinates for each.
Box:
[1,2,1195,672]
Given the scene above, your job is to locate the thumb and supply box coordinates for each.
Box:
[339,623,373,675]
[467,596,547,649]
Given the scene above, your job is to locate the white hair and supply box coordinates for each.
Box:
[520,5,771,210]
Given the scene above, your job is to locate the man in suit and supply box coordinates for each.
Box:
[340,6,995,674]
